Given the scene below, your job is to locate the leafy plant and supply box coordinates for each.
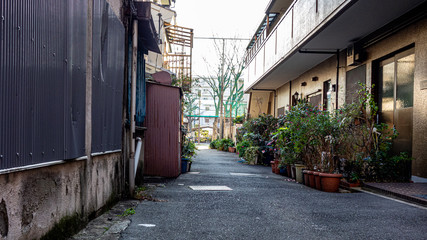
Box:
[337,83,412,182]
[273,100,322,169]
[233,115,245,124]
[244,146,259,165]
[119,208,135,217]
[236,140,251,158]
[238,114,278,164]
[217,138,234,151]
[210,139,219,149]
[182,138,197,160]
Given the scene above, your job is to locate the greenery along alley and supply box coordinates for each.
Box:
[210,85,412,186]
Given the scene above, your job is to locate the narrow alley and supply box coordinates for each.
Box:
[119,147,427,240]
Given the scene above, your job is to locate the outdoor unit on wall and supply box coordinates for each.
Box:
[346,43,365,66]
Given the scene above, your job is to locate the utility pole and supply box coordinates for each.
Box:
[194,36,249,140]
[219,39,225,139]
[229,84,233,139]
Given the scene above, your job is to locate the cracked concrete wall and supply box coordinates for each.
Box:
[0,0,127,239]
[0,153,121,240]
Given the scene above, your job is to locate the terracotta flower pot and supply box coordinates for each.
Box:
[303,170,310,186]
[274,159,280,174]
[286,164,292,177]
[339,179,361,189]
[313,171,321,190]
[308,171,315,188]
[228,147,236,153]
[319,173,343,192]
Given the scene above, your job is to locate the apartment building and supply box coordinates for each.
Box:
[244,0,427,177]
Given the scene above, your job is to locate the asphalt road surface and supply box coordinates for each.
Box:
[120,147,427,240]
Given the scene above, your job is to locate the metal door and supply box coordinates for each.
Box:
[378,49,415,154]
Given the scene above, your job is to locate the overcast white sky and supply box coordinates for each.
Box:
[173,0,271,77]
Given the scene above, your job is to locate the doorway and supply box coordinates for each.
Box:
[378,48,415,155]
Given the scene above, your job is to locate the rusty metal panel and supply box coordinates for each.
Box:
[91,0,125,153]
[0,0,87,170]
[144,83,181,177]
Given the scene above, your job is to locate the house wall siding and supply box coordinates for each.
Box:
[0,0,127,239]
[362,18,427,177]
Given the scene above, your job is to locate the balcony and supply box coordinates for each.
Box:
[243,0,425,92]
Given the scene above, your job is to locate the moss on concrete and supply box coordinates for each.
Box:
[40,213,85,240]
[40,193,119,239]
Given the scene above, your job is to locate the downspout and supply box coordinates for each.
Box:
[289,81,292,110]
[129,19,138,195]
[335,49,339,109]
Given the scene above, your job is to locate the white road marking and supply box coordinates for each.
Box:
[138,224,156,227]
[189,186,233,191]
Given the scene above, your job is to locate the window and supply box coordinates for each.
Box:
[205,106,210,111]
[277,107,285,116]
[205,118,210,123]
[308,94,321,109]
[345,65,366,104]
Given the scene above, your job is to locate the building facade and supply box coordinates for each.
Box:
[188,78,247,139]
[244,0,427,177]
[0,0,169,239]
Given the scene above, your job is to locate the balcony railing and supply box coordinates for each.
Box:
[244,0,349,89]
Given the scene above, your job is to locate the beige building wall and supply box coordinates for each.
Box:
[276,82,290,114]
[256,18,427,177]
[275,53,344,114]
[360,18,427,177]
[248,91,272,118]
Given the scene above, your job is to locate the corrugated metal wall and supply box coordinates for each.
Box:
[144,83,181,177]
[0,0,87,170]
[0,0,124,170]
[91,0,124,153]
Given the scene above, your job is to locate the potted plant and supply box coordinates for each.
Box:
[244,146,259,165]
[182,138,197,173]
[236,140,250,158]
[273,101,319,182]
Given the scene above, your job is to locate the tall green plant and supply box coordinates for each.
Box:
[336,83,411,182]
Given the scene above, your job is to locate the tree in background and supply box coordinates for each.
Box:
[183,78,200,139]
[199,38,246,139]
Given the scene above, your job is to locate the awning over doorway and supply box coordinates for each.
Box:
[133,2,161,54]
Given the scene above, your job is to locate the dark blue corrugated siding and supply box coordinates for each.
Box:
[91,0,124,153]
[126,21,146,127]
[0,0,87,170]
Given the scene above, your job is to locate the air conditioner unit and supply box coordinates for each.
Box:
[346,43,365,66]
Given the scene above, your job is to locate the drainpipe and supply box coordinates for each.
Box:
[129,19,138,195]
[289,81,292,110]
[335,49,340,109]
[134,137,142,176]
